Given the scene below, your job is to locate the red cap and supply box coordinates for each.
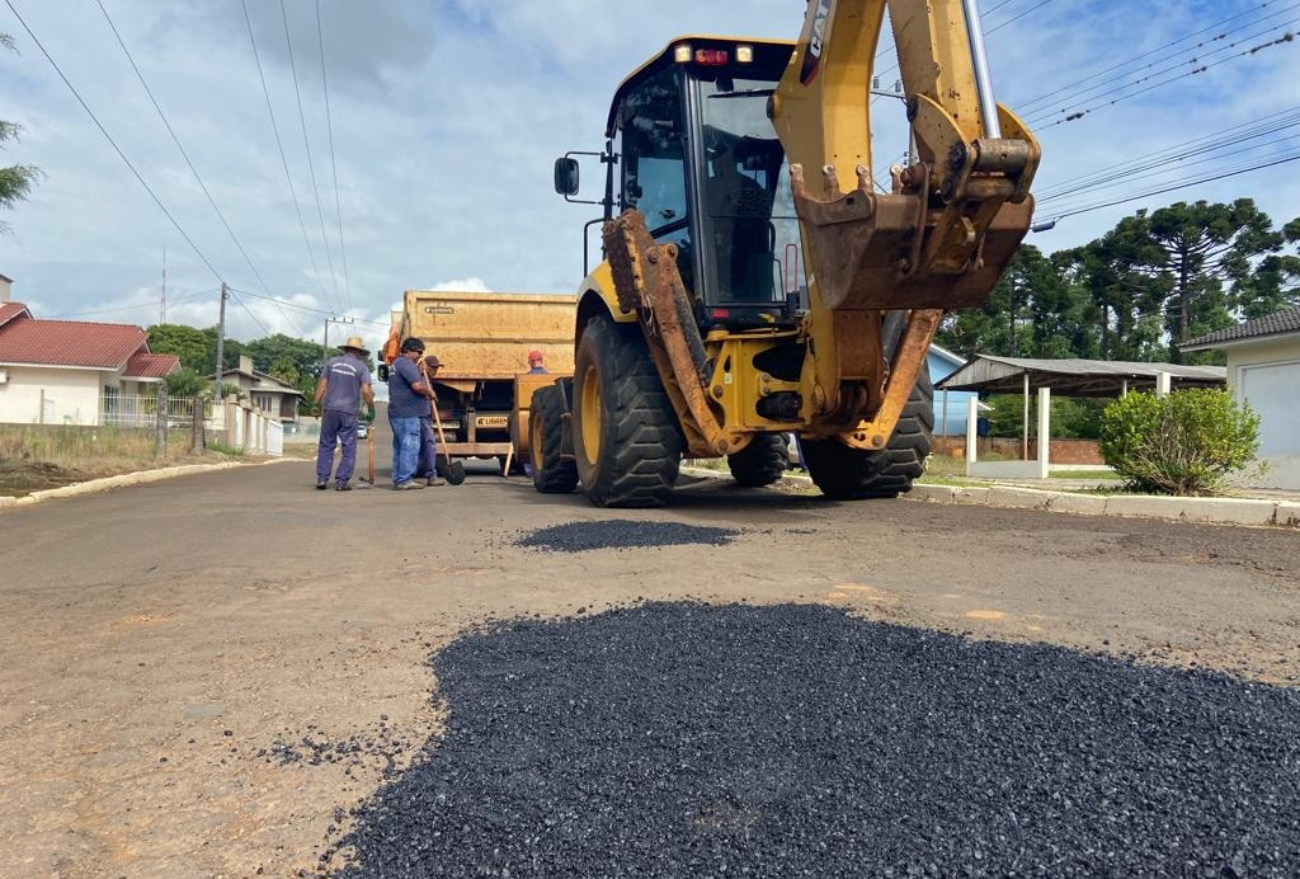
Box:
[527,349,543,362]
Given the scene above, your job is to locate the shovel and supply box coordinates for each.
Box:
[430,403,466,485]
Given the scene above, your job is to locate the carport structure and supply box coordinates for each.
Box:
[937,355,1226,478]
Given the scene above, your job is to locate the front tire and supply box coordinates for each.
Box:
[802,369,934,500]
[727,434,788,487]
[571,316,682,508]
[530,386,578,493]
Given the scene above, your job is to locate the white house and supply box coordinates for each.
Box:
[1183,308,1300,489]
[0,301,180,426]
[211,355,304,424]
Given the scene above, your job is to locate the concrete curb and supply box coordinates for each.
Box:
[1,458,296,510]
[906,481,1292,528]
[682,465,1296,529]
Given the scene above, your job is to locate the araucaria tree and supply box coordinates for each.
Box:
[0,33,41,233]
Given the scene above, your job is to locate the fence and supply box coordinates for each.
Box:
[0,387,210,428]
[0,388,284,457]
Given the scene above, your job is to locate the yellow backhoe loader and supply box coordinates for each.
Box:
[532,0,1040,507]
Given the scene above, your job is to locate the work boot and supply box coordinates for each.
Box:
[427,476,446,487]
[316,480,329,490]
[335,481,352,492]
[393,481,425,491]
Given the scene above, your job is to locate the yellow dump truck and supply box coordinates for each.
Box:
[383,290,576,472]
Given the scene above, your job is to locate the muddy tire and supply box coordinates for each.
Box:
[530,386,577,493]
[802,369,934,500]
[727,434,788,487]
[572,316,682,508]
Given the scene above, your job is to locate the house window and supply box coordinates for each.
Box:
[254,393,274,413]
[103,385,119,423]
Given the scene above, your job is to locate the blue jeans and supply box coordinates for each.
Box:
[390,416,422,486]
[316,409,358,483]
[417,416,438,478]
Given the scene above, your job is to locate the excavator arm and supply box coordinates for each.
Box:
[772,0,1039,447]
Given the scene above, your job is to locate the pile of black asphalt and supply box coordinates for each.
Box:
[330,602,1300,878]
[515,520,739,553]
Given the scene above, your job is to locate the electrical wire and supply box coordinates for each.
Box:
[1029,19,1300,128]
[1035,106,1300,201]
[3,0,225,284]
[231,287,389,328]
[93,0,309,339]
[1016,0,1300,114]
[239,0,331,312]
[1034,151,1300,224]
[228,290,273,337]
[52,288,214,319]
[280,0,341,313]
[317,0,351,314]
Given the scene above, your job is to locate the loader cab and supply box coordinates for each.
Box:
[559,38,803,331]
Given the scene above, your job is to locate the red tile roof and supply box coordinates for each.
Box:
[0,315,149,369]
[0,301,30,328]
[124,352,180,379]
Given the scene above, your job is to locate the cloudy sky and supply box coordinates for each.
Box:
[3,0,1300,353]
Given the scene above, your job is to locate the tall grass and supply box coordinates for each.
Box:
[0,424,213,473]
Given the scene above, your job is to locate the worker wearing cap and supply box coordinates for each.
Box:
[526,350,548,374]
[388,338,436,490]
[416,355,446,487]
[312,335,375,491]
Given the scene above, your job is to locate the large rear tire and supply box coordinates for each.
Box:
[802,369,934,500]
[572,316,682,508]
[530,386,578,493]
[727,434,788,487]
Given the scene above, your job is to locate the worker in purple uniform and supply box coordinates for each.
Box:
[312,336,375,491]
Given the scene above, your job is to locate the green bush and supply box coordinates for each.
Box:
[1099,389,1261,496]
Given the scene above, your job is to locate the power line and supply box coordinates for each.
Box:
[280,0,341,314]
[228,290,273,337]
[4,0,225,284]
[984,0,1055,36]
[239,0,332,313]
[1032,23,1300,129]
[231,286,389,328]
[52,288,214,319]
[1016,0,1300,114]
[93,0,308,339]
[1035,151,1300,224]
[1036,106,1300,202]
[317,0,351,314]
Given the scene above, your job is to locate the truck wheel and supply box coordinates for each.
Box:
[530,386,578,493]
[801,369,934,500]
[572,316,682,508]
[727,434,788,487]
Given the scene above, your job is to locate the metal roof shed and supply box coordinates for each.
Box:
[934,355,1226,480]
[937,355,1226,397]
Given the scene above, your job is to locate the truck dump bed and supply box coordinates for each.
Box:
[398,291,576,379]
[391,290,577,469]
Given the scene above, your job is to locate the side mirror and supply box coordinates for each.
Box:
[554,157,580,196]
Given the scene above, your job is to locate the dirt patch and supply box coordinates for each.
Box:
[0,456,89,496]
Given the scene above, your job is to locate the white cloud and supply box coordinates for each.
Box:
[2,0,1298,342]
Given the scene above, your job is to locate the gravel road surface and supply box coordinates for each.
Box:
[2,457,1298,878]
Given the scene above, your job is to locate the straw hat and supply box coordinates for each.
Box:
[339,335,370,356]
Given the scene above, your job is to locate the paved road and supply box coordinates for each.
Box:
[3,460,1298,878]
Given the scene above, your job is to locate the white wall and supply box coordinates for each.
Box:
[1226,336,1300,489]
[0,366,106,425]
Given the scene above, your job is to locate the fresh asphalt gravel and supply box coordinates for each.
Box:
[330,602,1300,878]
[515,520,740,553]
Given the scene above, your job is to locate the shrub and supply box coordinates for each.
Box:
[1099,389,1261,496]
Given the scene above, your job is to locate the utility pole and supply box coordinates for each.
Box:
[214,283,228,409]
[323,315,354,367]
[160,245,167,324]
